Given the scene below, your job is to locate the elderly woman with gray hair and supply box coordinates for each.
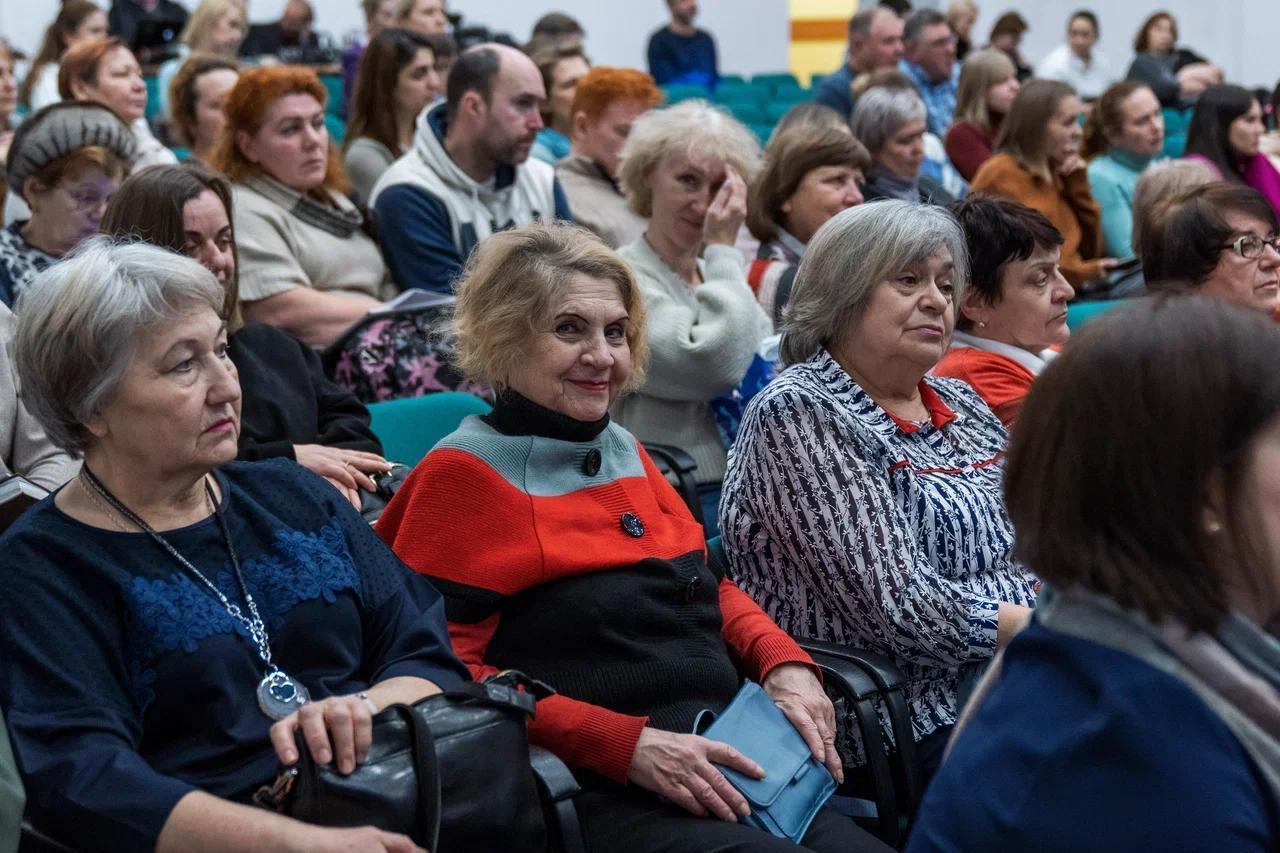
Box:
[851,87,956,206]
[613,100,772,533]
[0,238,466,852]
[720,200,1039,778]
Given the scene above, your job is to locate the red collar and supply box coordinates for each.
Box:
[885,381,958,434]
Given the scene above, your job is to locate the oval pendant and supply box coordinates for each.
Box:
[257,670,311,720]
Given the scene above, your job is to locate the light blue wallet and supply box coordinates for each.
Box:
[693,681,836,842]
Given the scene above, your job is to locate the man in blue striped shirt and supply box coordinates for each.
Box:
[899,9,960,137]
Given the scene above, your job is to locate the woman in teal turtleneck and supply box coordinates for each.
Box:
[1083,81,1165,259]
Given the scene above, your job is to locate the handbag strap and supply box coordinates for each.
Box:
[398,704,442,853]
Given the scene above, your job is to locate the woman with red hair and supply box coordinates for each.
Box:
[212,65,393,347]
[554,66,661,248]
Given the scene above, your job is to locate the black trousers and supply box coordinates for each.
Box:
[576,781,894,853]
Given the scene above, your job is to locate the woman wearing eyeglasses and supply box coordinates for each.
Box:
[1138,182,1280,316]
[0,102,133,307]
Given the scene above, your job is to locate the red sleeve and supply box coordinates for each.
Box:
[945,122,994,182]
[717,579,816,680]
[378,447,650,784]
[934,349,1034,428]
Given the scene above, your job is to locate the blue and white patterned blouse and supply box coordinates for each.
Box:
[720,349,1039,755]
[0,221,58,308]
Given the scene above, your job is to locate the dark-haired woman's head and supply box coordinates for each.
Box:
[100,164,239,322]
[1006,295,1280,631]
[346,27,440,157]
[1186,84,1265,179]
[948,194,1069,346]
[1134,11,1176,55]
[1141,181,1280,314]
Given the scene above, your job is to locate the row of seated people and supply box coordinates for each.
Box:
[3,33,1280,531]
[5,38,1274,525]
[2,180,1279,850]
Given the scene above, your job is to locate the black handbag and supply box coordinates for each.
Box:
[255,672,553,851]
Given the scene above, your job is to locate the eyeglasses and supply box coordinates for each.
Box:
[62,185,114,213]
[1220,233,1280,260]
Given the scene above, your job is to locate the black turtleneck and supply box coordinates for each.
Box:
[482,390,610,443]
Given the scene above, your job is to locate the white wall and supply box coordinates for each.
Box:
[1,0,790,77]
[972,0,1276,90]
[4,1,1278,86]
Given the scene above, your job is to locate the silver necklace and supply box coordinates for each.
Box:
[79,467,310,720]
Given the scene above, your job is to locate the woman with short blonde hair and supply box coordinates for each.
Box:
[156,0,246,117]
[615,100,771,531]
[380,219,884,853]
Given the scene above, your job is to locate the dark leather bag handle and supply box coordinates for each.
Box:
[400,704,442,853]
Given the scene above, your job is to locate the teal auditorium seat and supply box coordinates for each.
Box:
[1066,299,1129,331]
[660,83,710,104]
[320,73,344,117]
[144,75,161,122]
[1162,107,1191,158]
[325,112,346,145]
[367,392,492,467]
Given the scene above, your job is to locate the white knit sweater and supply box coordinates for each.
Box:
[612,238,771,485]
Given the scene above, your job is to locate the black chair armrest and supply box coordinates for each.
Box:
[800,640,905,693]
[20,821,76,853]
[799,643,900,845]
[641,443,704,528]
[801,639,924,821]
[528,746,586,853]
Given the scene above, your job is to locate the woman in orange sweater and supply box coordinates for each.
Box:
[971,80,1117,288]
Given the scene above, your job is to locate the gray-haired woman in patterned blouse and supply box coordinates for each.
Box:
[720,199,1039,777]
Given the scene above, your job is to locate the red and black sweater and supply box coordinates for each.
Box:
[377,392,814,783]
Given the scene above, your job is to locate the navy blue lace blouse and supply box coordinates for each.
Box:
[0,459,468,852]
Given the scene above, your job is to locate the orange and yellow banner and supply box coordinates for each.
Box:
[790,0,858,86]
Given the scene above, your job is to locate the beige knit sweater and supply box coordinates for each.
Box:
[612,239,771,485]
[0,303,77,490]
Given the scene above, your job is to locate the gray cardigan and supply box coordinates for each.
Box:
[344,136,396,207]
[612,238,770,485]
[0,303,76,490]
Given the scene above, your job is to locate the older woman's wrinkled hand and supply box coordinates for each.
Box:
[703,165,748,247]
[627,727,764,821]
[294,444,391,508]
[762,663,844,784]
[269,693,376,775]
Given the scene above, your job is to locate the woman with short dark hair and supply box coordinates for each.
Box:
[745,124,869,325]
[167,54,239,166]
[528,41,590,165]
[1185,84,1280,216]
[908,296,1280,851]
[1140,182,1280,315]
[934,195,1070,427]
[1125,11,1221,108]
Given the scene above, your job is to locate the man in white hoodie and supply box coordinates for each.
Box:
[371,43,574,292]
